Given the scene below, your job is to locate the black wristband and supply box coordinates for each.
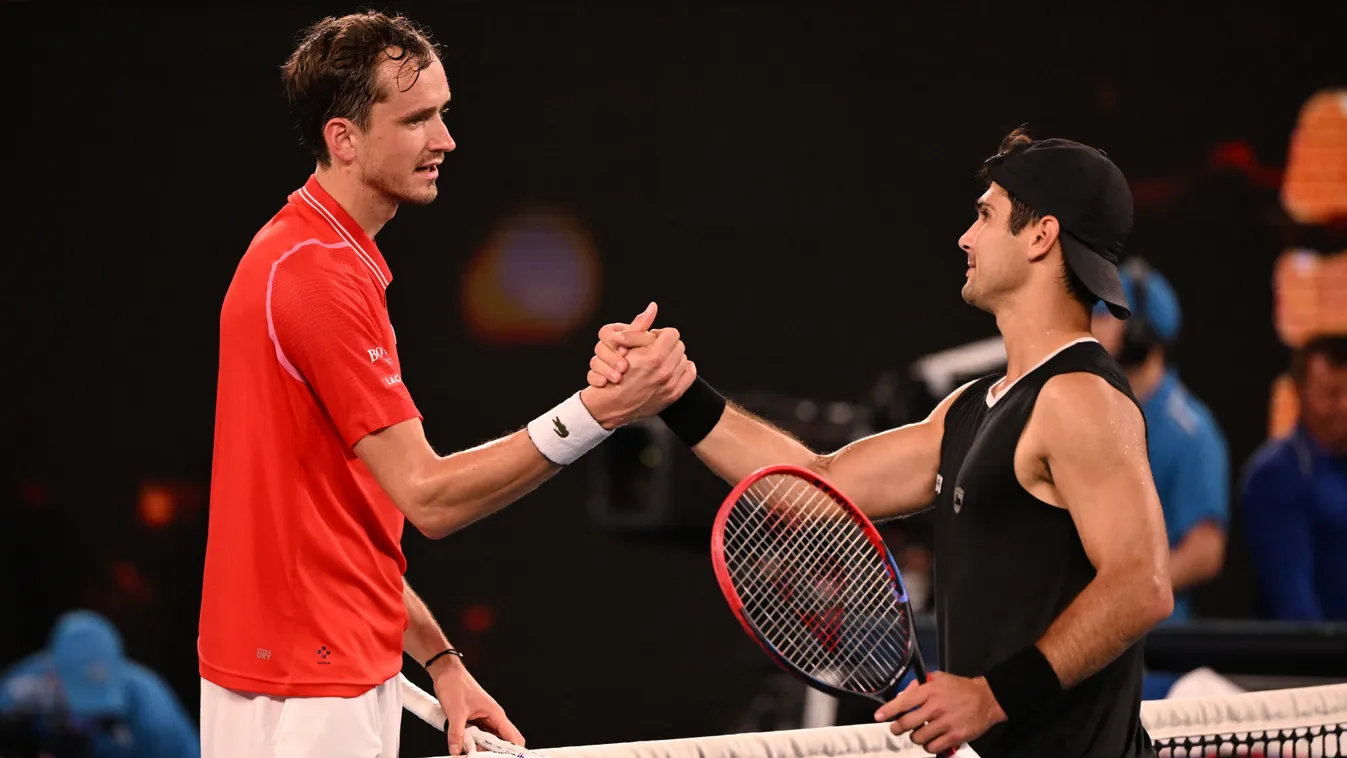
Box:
[658,376,727,447]
[423,648,463,670]
[982,644,1062,721]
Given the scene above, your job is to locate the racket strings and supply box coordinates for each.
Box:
[730,481,853,595]
[732,496,884,653]
[730,487,857,658]
[729,489,906,692]
[723,473,912,694]
[731,480,889,625]
[752,542,909,687]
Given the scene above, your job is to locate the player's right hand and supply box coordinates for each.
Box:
[431,656,525,756]
[579,302,696,427]
[587,322,635,387]
[585,308,664,389]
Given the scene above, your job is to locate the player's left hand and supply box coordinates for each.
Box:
[431,656,525,756]
[874,671,1007,756]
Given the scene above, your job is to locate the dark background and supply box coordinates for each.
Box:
[6,3,1344,755]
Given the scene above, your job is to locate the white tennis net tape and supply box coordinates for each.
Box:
[399,673,1347,758]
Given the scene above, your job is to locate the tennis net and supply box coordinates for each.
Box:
[446,683,1346,758]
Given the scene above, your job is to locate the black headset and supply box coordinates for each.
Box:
[1117,257,1165,367]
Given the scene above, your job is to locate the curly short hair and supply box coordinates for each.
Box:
[281,11,441,166]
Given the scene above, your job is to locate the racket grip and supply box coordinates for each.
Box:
[898,654,956,758]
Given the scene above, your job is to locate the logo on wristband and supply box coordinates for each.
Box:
[553,417,570,438]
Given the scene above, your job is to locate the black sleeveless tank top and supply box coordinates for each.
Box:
[933,339,1154,758]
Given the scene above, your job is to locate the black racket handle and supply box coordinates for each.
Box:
[911,644,932,684]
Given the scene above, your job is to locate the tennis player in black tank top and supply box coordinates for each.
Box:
[931,340,1155,757]
[586,128,1174,757]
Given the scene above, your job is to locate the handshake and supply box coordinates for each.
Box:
[578,301,697,430]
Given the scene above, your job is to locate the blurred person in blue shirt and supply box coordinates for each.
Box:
[0,610,199,758]
[1241,334,1347,621]
[1091,259,1231,701]
[1092,258,1231,622]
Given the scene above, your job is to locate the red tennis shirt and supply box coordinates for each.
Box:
[199,175,421,697]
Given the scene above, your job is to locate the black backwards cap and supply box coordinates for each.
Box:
[983,137,1136,318]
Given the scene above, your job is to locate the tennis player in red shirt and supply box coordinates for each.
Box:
[198,11,696,758]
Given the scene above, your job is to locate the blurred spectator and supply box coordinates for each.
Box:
[0,610,198,758]
[1092,259,1231,620]
[1241,335,1347,621]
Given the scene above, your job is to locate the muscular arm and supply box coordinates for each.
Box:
[271,257,566,541]
[356,421,559,540]
[357,325,689,540]
[1031,374,1174,688]
[690,381,975,521]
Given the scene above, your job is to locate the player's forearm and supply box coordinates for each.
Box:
[666,383,943,521]
[1168,521,1226,591]
[691,403,825,486]
[403,579,455,667]
[408,431,559,539]
[1035,567,1172,688]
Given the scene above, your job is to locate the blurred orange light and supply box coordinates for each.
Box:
[1274,249,1347,348]
[138,483,177,529]
[462,208,602,345]
[1281,89,1347,225]
[1268,248,1346,440]
[1268,374,1299,440]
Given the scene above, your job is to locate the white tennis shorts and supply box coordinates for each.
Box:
[200,675,402,758]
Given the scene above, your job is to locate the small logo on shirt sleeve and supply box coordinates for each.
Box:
[367,346,393,364]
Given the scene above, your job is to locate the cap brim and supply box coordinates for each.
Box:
[1062,233,1130,319]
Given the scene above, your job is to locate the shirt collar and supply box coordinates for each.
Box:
[290,175,394,289]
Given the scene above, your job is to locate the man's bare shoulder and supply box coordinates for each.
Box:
[1038,371,1135,409]
[1035,372,1145,450]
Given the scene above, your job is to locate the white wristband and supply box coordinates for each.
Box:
[526,392,612,465]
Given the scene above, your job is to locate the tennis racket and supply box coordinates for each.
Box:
[711,464,950,756]
[398,673,547,757]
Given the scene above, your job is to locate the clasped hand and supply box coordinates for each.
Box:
[579,302,697,427]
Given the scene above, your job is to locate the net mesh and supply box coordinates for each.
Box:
[1147,683,1345,758]
[719,471,912,696]
[444,684,1347,758]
